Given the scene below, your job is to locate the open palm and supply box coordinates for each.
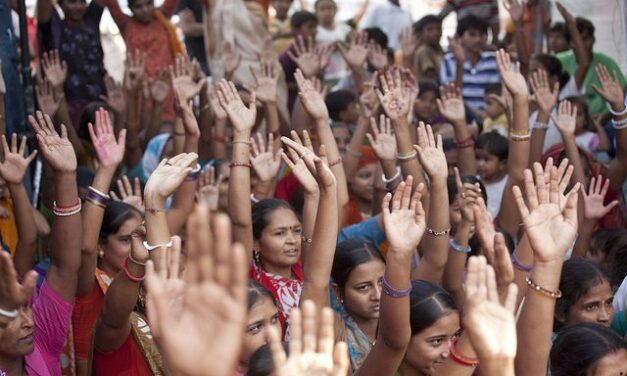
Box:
[551,100,577,135]
[496,49,528,97]
[88,108,126,168]
[295,70,328,121]
[414,123,447,180]
[216,79,257,133]
[381,177,426,254]
[0,134,37,185]
[144,153,198,199]
[29,112,76,173]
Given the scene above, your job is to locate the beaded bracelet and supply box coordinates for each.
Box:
[607,101,627,116]
[396,151,417,161]
[526,277,562,299]
[143,239,174,252]
[229,162,252,168]
[427,227,450,237]
[449,336,479,367]
[449,238,471,253]
[301,236,313,244]
[0,307,18,319]
[381,275,412,298]
[455,136,475,149]
[382,166,401,184]
[328,157,342,167]
[123,257,145,283]
[511,251,532,272]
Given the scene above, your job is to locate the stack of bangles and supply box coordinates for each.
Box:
[123,256,145,283]
[53,200,82,217]
[510,129,531,142]
[185,163,202,182]
[611,116,627,130]
[85,186,109,209]
[396,150,417,161]
[449,336,479,367]
[381,274,412,298]
[455,136,474,149]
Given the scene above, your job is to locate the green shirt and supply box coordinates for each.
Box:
[557,50,627,116]
[611,309,627,338]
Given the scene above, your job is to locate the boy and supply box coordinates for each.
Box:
[439,0,499,44]
[269,0,293,54]
[412,15,443,81]
[315,0,351,85]
[440,15,500,113]
[482,84,508,137]
[548,22,570,54]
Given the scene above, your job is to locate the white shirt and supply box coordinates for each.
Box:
[483,175,508,219]
[317,23,352,82]
[359,1,412,51]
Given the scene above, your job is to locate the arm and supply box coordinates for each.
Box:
[123,51,146,168]
[556,2,591,90]
[142,69,169,150]
[36,0,53,22]
[178,8,204,37]
[250,133,281,200]
[503,0,530,71]
[208,88,228,159]
[104,0,130,32]
[528,69,559,165]
[366,115,401,192]
[357,178,425,376]
[552,100,588,188]
[448,37,466,90]
[344,115,370,181]
[1,135,38,277]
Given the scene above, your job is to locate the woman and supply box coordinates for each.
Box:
[550,323,627,376]
[345,147,379,225]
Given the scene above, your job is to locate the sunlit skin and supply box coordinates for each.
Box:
[255,208,302,278]
[238,296,281,372]
[560,279,615,328]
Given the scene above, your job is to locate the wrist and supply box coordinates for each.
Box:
[481,358,515,376]
[610,102,626,113]
[232,130,252,140]
[144,192,166,210]
[386,247,415,261]
[304,188,320,198]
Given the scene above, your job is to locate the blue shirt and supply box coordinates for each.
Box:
[440,51,501,110]
[337,216,385,248]
[0,0,26,134]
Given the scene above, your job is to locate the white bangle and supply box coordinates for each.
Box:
[612,117,627,130]
[250,193,260,203]
[0,307,18,318]
[608,100,627,116]
[142,239,173,251]
[532,121,549,129]
[382,166,401,184]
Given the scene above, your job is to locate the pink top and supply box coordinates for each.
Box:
[25,281,73,376]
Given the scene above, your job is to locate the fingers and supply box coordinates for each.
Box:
[267,325,287,369]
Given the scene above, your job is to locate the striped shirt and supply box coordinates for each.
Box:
[440,51,501,110]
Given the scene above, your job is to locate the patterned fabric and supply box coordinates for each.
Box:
[440,51,501,110]
[439,0,499,25]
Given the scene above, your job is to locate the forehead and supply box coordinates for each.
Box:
[247,296,278,321]
[577,279,613,302]
[346,258,385,284]
[265,208,300,226]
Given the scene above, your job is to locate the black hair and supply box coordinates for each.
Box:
[325,90,357,122]
[252,199,298,240]
[589,230,618,261]
[532,54,571,89]
[603,230,627,289]
[332,240,384,290]
[446,175,488,205]
[456,14,487,37]
[418,80,439,97]
[291,10,318,31]
[484,83,502,96]
[78,101,112,140]
[247,280,277,310]
[409,280,458,335]
[475,131,509,161]
[550,22,571,43]
[99,201,143,244]
[364,27,388,50]
[246,342,289,376]
[550,323,626,376]
[442,138,456,153]
[414,15,441,34]
[575,17,595,38]
[564,96,594,132]
[555,258,611,331]
[314,0,336,10]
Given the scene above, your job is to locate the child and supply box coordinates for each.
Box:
[412,15,443,81]
[482,84,508,137]
[315,0,351,85]
[548,22,570,54]
[269,0,294,54]
[413,80,439,125]
[326,90,359,127]
[475,131,508,218]
[567,96,610,155]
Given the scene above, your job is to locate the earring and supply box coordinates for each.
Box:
[98,247,104,259]
[253,250,262,266]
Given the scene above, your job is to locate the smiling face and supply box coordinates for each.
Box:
[340,259,385,323]
[0,307,35,358]
[256,208,302,270]
[563,279,615,328]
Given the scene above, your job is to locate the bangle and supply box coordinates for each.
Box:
[200,103,210,112]
[455,136,475,149]
[449,238,471,253]
[328,157,342,167]
[427,227,450,236]
[86,190,109,208]
[381,274,412,298]
[510,128,531,136]
[382,166,401,184]
[250,193,260,203]
[142,239,173,251]
[607,100,627,116]
[532,121,549,130]
[345,147,362,158]
[449,336,479,367]
[396,150,417,161]
[185,163,202,182]
[611,117,627,130]
[301,236,313,244]
[145,207,165,215]
[85,196,106,209]
[53,200,82,217]
[511,251,532,272]
[123,257,145,282]
[526,277,562,299]
[0,307,18,319]
[88,186,110,200]
[510,134,531,142]
[231,140,251,145]
[229,162,252,168]
[128,253,146,266]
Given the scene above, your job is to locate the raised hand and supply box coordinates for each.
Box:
[100,75,126,115]
[0,251,38,311]
[125,49,146,92]
[28,111,76,173]
[376,69,412,121]
[287,36,330,78]
[338,32,368,69]
[437,83,466,123]
[172,54,205,101]
[317,44,335,74]
[454,167,481,224]
[87,107,126,168]
[496,49,528,97]
[582,175,619,220]
[367,41,388,70]
[413,122,448,180]
[216,79,257,133]
[250,61,278,104]
[366,115,397,162]
[250,132,281,182]
[294,70,329,121]
[463,256,518,366]
[503,0,524,23]
[269,300,349,376]
[491,233,515,302]
[173,85,200,137]
[146,206,248,376]
[144,153,198,199]
[529,69,559,115]
[110,176,144,213]
[41,50,68,89]
[555,2,575,24]
[208,85,228,121]
[381,176,427,253]
[36,79,63,117]
[513,163,580,264]
[222,41,242,79]
[591,64,626,111]
[473,197,497,264]
[0,134,37,185]
[448,36,466,63]
[281,131,320,195]
[551,100,577,135]
[150,68,171,103]
[399,27,418,59]
[196,166,223,211]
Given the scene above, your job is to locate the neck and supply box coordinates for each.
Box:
[398,361,425,376]
[0,356,25,376]
[355,197,373,216]
[262,261,292,279]
[321,21,334,29]
[98,260,119,278]
[467,49,481,64]
[353,316,378,342]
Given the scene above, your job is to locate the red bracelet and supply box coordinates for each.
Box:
[455,137,475,149]
[123,257,145,283]
[53,200,81,212]
[328,157,342,167]
[449,336,479,367]
[229,162,252,168]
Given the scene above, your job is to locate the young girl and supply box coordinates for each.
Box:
[474,131,508,218]
[346,147,378,225]
[315,0,350,85]
[565,96,611,155]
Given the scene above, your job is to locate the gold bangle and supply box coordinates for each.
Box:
[427,227,451,236]
[510,135,531,142]
[509,128,531,137]
[526,277,562,299]
[396,151,417,161]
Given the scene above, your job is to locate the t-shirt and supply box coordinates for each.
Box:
[360,1,412,51]
[413,44,443,81]
[176,0,208,73]
[317,22,352,84]
[38,2,106,103]
[483,174,508,219]
[575,131,600,154]
[440,51,501,110]
[557,51,627,116]
[25,281,74,376]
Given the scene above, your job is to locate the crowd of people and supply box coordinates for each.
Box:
[0,0,626,375]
